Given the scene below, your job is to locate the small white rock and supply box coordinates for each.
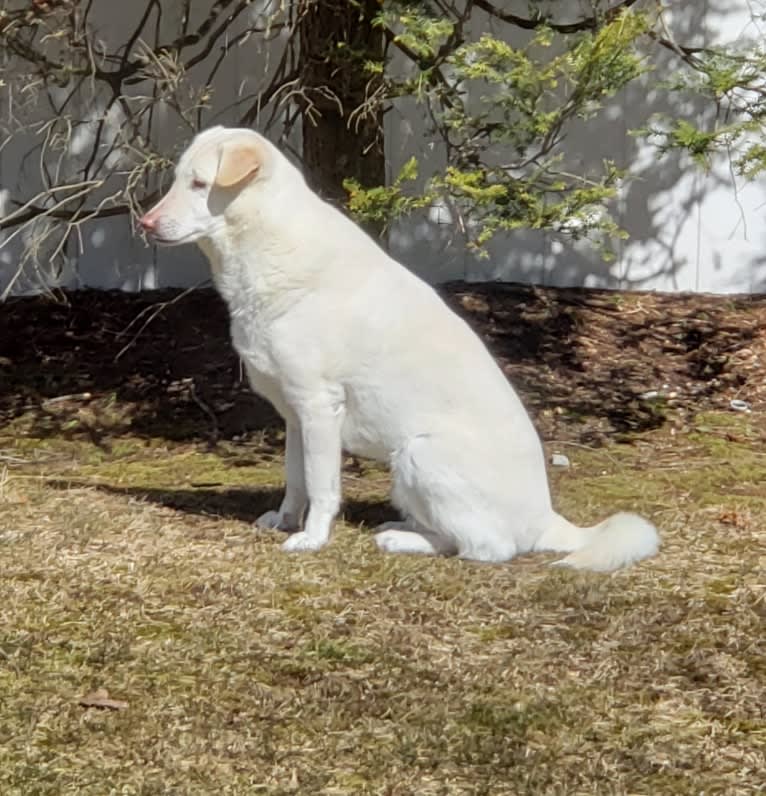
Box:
[550,453,570,467]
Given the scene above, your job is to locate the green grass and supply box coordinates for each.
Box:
[0,412,764,794]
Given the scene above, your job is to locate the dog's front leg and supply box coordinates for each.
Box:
[281,396,345,553]
[257,423,307,532]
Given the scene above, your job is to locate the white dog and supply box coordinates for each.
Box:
[140,126,659,570]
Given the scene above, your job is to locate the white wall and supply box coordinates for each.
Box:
[384,1,766,293]
[1,0,764,295]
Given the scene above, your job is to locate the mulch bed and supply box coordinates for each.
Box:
[2,282,765,445]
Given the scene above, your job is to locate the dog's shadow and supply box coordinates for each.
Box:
[51,480,395,531]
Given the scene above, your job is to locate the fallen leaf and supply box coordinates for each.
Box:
[717,509,750,529]
[78,688,129,711]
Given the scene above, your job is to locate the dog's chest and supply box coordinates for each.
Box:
[339,385,400,462]
[341,413,388,461]
[228,308,278,379]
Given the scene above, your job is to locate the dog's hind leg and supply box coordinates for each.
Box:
[388,433,524,563]
[374,521,457,556]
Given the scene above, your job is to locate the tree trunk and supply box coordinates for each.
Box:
[298,0,385,223]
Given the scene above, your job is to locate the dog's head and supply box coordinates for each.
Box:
[139,126,275,246]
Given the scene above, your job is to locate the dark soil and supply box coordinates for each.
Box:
[2,282,765,447]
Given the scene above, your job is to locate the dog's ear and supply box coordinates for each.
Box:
[215,140,262,188]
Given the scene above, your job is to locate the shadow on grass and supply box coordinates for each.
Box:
[47,479,395,529]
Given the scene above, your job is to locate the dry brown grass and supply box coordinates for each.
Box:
[1,410,765,795]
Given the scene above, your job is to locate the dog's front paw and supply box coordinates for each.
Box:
[281,531,327,553]
[256,510,299,533]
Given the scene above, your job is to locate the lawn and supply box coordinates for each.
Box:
[0,285,764,794]
[1,409,764,794]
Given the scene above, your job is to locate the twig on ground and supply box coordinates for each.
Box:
[190,380,220,446]
[114,280,210,361]
[41,392,93,407]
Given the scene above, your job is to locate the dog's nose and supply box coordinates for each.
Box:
[139,213,156,233]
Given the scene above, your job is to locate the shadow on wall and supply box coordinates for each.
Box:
[749,248,766,293]
[0,0,283,297]
[384,3,766,294]
[1,2,764,295]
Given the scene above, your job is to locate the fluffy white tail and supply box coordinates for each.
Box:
[535,511,660,572]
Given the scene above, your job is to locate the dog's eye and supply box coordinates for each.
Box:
[191,178,207,191]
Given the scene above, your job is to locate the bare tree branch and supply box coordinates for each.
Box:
[472,0,641,34]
